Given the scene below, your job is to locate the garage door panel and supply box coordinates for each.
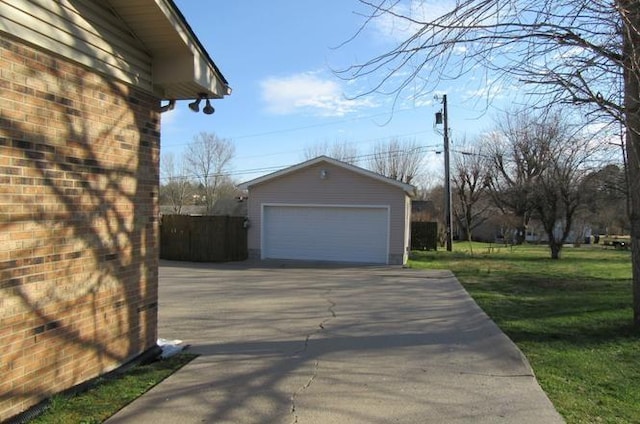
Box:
[263,206,388,264]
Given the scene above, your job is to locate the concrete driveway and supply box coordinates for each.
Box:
[107,261,564,423]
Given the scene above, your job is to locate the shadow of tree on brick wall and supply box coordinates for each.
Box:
[0,33,159,415]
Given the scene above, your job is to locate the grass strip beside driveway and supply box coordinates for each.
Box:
[409,243,638,423]
[28,353,197,424]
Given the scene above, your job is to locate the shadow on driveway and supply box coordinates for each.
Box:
[107,261,564,424]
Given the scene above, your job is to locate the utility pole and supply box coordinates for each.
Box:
[435,94,453,252]
[442,95,453,252]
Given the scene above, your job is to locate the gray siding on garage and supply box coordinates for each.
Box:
[246,160,410,264]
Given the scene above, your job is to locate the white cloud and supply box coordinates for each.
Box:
[371,0,455,43]
[260,72,377,117]
[463,79,508,102]
[369,0,498,45]
[453,45,468,55]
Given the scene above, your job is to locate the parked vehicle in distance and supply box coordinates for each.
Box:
[601,235,632,250]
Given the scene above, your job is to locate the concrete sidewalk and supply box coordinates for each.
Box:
[107,261,564,423]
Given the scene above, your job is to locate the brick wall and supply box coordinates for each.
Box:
[0,34,160,421]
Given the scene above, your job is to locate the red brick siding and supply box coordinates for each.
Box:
[0,34,159,421]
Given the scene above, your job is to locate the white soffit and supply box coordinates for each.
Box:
[108,0,230,100]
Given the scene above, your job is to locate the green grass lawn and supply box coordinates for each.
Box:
[409,242,639,423]
[28,353,197,424]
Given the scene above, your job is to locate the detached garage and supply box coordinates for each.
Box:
[241,156,415,265]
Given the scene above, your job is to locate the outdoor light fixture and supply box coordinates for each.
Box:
[188,93,215,115]
[203,98,215,115]
[320,169,328,179]
[188,93,207,112]
[188,97,201,112]
[159,99,176,113]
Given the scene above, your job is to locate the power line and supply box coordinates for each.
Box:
[231,129,436,162]
[160,144,442,182]
[162,106,430,149]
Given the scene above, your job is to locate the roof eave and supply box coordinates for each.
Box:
[239,156,416,196]
[109,0,231,100]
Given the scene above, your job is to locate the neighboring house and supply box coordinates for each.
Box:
[159,196,248,216]
[473,217,593,244]
[211,196,248,217]
[411,199,438,222]
[240,156,415,265]
[0,1,229,420]
[523,220,592,245]
[464,212,504,243]
[160,204,209,216]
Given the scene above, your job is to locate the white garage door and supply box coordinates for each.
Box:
[262,205,389,264]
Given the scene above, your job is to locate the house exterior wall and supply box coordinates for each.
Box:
[247,161,410,265]
[0,0,153,92]
[0,33,159,421]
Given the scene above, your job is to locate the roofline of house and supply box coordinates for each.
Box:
[239,156,416,196]
[117,0,231,99]
[163,0,229,89]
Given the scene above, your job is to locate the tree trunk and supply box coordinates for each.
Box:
[629,129,640,327]
[462,223,472,242]
[626,114,640,327]
[545,227,562,259]
[515,224,526,244]
[621,0,640,326]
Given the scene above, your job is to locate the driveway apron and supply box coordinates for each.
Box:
[107,261,564,424]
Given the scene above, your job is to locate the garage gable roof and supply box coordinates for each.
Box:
[240,156,416,196]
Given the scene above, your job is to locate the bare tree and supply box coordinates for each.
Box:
[160,152,192,214]
[342,1,625,124]
[368,138,422,183]
[532,137,599,259]
[303,140,359,164]
[485,108,600,258]
[451,145,491,242]
[582,163,630,235]
[184,132,235,215]
[484,109,557,244]
[341,0,640,324]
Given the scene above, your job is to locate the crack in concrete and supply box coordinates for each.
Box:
[289,289,336,423]
[291,334,312,357]
[290,359,319,420]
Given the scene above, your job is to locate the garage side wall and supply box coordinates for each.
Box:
[247,162,409,264]
[0,34,159,421]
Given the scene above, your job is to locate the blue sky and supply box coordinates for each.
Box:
[161,1,507,185]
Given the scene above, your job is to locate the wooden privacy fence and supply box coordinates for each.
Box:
[160,215,248,262]
[411,221,438,251]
